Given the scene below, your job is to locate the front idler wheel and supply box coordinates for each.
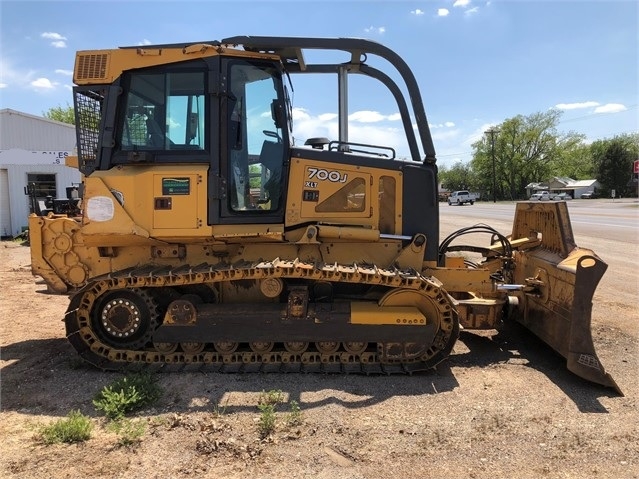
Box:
[91,289,159,350]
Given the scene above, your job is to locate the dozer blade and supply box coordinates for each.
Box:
[510,202,622,395]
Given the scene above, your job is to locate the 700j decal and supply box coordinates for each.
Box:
[307,167,348,183]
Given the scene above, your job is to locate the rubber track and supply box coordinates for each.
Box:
[65,258,459,373]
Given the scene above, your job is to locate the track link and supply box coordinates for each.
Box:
[65,258,459,373]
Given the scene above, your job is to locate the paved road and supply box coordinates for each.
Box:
[439,198,638,245]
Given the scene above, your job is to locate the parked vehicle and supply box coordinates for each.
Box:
[553,192,572,201]
[447,190,476,205]
[581,191,598,199]
[529,191,551,201]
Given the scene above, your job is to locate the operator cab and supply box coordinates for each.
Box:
[79,54,291,226]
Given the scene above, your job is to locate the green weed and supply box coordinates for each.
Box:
[93,373,162,420]
[258,389,285,406]
[286,400,303,427]
[257,403,276,437]
[38,410,92,444]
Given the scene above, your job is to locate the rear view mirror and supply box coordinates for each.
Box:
[271,100,285,129]
[187,112,198,143]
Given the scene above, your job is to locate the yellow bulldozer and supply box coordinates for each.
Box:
[28,36,619,393]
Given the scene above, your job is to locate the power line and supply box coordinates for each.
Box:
[437,151,473,158]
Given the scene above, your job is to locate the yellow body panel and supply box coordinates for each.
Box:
[286,157,403,234]
[74,45,279,85]
[80,164,284,242]
[83,164,208,238]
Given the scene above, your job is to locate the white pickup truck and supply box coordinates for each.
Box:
[447,190,477,206]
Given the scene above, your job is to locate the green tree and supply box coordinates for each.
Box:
[471,110,585,200]
[590,133,639,196]
[438,161,478,192]
[552,142,594,179]
[43,104,75,125]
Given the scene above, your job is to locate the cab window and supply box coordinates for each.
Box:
[119,71,206,151]
[227,61,286,213]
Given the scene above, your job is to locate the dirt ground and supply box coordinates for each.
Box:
[1,225,637,479]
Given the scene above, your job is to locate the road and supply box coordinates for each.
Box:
[439,198,638,245]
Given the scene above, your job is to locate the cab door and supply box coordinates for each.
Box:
[215,58,289,225]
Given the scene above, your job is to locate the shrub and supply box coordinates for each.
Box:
[93,373,162,420]
[39,410,92,444]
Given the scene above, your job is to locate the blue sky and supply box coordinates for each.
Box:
[1,0,637,166]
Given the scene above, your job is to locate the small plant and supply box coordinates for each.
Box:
[108,418,146,447]
[286,400,303,427]
[257,403,276,437]
[256,390,297,437]
[211,400,228,418]
[39,410,92,444]
[258,389,285,406]
[93,373,162,420]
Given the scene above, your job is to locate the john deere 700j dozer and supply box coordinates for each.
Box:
[28,36,619,393]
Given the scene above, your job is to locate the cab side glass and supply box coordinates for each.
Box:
[227,61,286,213]
[119,71,206,151]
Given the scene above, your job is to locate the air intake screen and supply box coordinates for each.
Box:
[75,54,109,81]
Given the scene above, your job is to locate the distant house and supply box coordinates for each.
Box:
[526,177,600,199]
[564,179,601,198]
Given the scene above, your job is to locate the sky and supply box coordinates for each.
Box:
[0,0,637,166]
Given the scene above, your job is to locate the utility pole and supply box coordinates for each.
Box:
[485,128,499,203]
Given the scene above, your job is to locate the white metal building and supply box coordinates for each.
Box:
[0,109,81,237]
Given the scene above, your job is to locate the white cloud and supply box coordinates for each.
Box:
[430,121,456,128]
[292,107,311,121]
[349,111,404,123]
[0,83,7,89]
[411,9,425,15]
[453,0,471,7]
[55,69,73,76]
[554,101,626,114]
[318,113,338,121]
[437,8,450,17]
[555,101,600,110]
[364,26,386,35]
[30,78,57,89]
[139,39,152,46]
[291,108,409,156]
[41,32,66,41]
[349,111,385,123]
[464,123,499,147]
[465,7,479,16]
[594,103,627,114]
[41,32,67,48]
